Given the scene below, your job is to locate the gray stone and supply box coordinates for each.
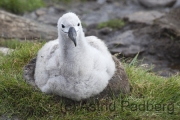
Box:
[97,0,106,4]
[23,12,37,20]
[0,10,57,40]
[36,8,47,16]
[173,0,180,8]
[81,11,109,26]
[111,45,144,56]
[99,27,113,35]
[139,0,177,8]
[107,30,146,56]
[37,14,60,26]
[47,7,57,14]
[26,6,65,26]
[0,47,13,55]
[125,11,165,25]
[155,8,180,37]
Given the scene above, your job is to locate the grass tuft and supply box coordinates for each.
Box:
[0,39,23,49]
[0,0,44,14]
[97,19,125,30]
[0,40,180,119]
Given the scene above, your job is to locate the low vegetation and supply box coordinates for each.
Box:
[0,40,180,119]
[97,19,125,30]
[0,0,44,14]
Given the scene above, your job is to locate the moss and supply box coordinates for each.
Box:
[0,0,44,14]
[97,19,125,30]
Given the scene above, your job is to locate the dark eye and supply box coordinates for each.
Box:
[62,24,65,28]
[77,23,80,26]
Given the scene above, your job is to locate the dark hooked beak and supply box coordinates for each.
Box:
[68,27,77,47]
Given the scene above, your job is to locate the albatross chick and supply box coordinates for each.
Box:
[23,12,130,101]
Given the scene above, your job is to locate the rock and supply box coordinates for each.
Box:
[99,27,113,35]
[0,47,13,55]
[155,8,180,37]
[139,0,177,8]
[107,30,147,56]
[30,7,65,26]
[173,0,180,8]
[97,0,106,4]
[0,10,57,40]
[23,12,37,20]
[125,11,165,25]
[111,45,144,56]
[156,69,175,77]
[23,55,130,101]
[81,11,109,26]
[36,7,65,26]
[37,14,60,26]
[36,8,47,16]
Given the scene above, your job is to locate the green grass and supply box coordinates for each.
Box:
[0,0,44,14]
[97,19,125,30]
[0,39,24,49]
[0,40,180,119]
